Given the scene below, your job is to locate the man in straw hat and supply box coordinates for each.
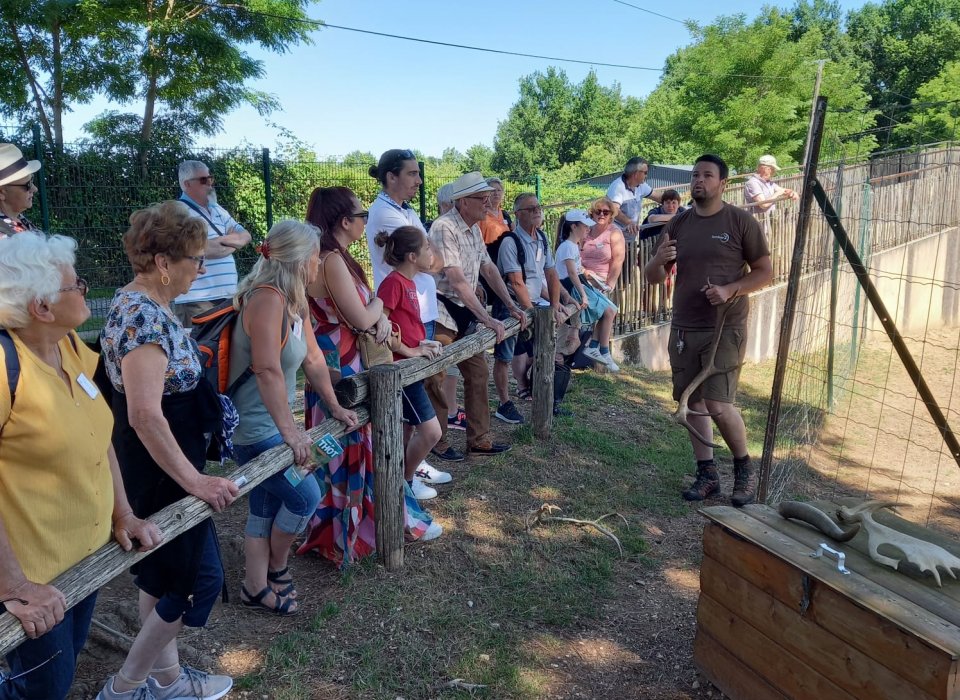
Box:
[426,171,527,460]
[0,144,42,238]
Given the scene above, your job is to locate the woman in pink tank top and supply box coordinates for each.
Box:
[581,196,626,291]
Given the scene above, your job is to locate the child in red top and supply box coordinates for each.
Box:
[375,226,450,501]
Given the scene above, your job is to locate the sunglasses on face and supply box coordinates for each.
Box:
[516,205,543,213]
[465,195,490,203]
[349,210,369,220]
[6,179,34,190]
[58,278,89,296]
[189,176,215,185]
[592,209,612,216]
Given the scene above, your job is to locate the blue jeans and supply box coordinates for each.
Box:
[0,591,97,700]
[234,433,322,538]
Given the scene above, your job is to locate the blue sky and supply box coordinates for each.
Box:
[60,0,869,157]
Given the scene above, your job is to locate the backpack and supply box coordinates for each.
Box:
[489,229,549,283]
[191,285,289,396]
[1,329,81,432]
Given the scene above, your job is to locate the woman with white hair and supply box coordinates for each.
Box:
[230,220,359,615]
[0,233,160,700]
[0,144,42,237]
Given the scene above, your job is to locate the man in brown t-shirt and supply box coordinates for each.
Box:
[644,154,772,507]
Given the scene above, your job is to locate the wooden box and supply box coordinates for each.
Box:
[695,503,960,700]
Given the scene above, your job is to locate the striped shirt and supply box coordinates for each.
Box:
[175,194,245,304]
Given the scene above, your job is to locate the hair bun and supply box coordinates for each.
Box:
[374,230,391,248]
[368,164,379,179]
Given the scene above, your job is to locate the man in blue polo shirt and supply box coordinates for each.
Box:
[173,160,251,328]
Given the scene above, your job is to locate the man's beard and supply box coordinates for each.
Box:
[208,189,218,205]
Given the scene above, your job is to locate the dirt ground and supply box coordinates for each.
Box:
[61,363,735,700]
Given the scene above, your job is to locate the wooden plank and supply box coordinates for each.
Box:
[702,523,958,698]
[741,504,960,631]
[694,627,788,700]
[701,555,937,700]
[697,593,856,700]
[702,505,960,644]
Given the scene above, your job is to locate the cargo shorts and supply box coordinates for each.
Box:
[668,327,746,403]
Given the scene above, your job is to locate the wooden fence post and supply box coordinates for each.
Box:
[531,306,556,439]
[369,365,405,571]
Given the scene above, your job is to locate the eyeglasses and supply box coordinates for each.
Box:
[592,209,612,216]
[465,195,491,202]
[58,278,89,296]
[189,176,215,185]
[6,179,34,190]
[184,254,206,269]
[349,211,369,220]
[516,205,543,213]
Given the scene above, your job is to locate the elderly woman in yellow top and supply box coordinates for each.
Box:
[0,232,161,700]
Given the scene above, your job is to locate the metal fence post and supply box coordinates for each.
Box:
[262,147,273,232]
[31,124,50,231]
[535,173,542,202]
[418,161,426,224]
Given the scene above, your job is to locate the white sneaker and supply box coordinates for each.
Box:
[412,477,438,501]
[415,460,453,484]
[602,353,620,372]
[582,346,605,363]
[422,520,443,541]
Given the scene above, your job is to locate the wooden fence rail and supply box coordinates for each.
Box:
[0,304,573,657]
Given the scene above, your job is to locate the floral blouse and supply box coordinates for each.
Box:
[101,290,202,395]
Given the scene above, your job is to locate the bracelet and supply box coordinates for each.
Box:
[112,510,134,524]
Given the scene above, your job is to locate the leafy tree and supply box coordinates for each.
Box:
[629,10,875,171]
[464,144,494,173]
[847,0,960,108]
[896,60,960,142]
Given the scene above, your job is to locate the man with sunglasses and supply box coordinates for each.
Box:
[606,156,662,240]
[173,160,251,329]
[0,144,42,238]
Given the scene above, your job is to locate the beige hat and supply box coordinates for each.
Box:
[450,171,494,200]
[758,154,780,171]
[0,144,41,187]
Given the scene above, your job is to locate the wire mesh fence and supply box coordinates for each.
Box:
[761,99,960,536]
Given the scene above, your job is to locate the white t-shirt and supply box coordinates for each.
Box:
[555,240,582,281]
[606,177,653,229]
[366,193,438,323]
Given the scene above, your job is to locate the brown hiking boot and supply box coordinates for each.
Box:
[681,463,720,501]
[731,462,757,507]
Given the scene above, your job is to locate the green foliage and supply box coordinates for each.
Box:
[896,60,960,142]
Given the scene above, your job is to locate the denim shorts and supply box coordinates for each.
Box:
[401,380,436,426]
[423,320,436,341]
[234,433,323,538]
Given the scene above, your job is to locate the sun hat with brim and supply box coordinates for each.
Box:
[0,144,41,187]
[566,209,596,226]
[450,171,494,200]
[758,154,780,171]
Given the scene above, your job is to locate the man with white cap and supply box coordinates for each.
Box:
[0,144,42,238]
[426,172,527,459]
[743,154,799,220]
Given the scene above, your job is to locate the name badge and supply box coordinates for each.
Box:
[77,373,99,399]
[292,319,303,340]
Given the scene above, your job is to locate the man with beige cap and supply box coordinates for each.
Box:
[743,154,799,219]
[426,172,527,459]
[0,144,41,238]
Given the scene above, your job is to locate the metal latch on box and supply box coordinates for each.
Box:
[810,542,851,575]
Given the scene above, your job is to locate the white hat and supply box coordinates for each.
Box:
[566,209,596,226]
[0,144,41,187]
[450,171,494,200]
[758,154,780,171]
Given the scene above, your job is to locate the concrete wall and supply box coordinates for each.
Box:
[612,227,960,371]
